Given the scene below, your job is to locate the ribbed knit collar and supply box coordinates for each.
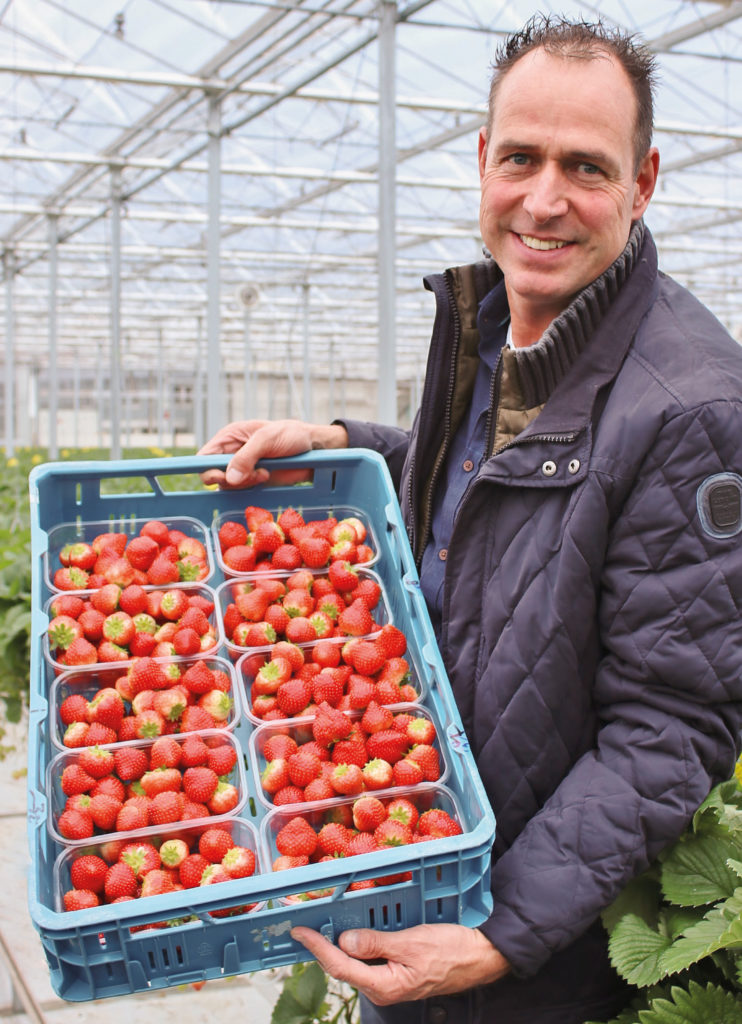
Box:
[511,219,646,409]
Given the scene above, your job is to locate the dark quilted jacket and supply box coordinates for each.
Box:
[341,228,742,1019]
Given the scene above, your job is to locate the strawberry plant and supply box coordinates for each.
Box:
[590,766,742,1023]
[0,453,33,723]
[271,961,359,1024]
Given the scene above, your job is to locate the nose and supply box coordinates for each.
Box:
[522,164,569,223]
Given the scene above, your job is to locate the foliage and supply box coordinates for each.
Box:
[589,775,742,1024]
[271,962,359,1024]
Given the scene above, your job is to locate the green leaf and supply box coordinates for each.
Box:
[271,961,329,1024]
[657,890,742,979]
[663,905,705,940]
[635,980,742,1023]
[609,913,673,987]
[661,834,740,907]
[603,871,662,936]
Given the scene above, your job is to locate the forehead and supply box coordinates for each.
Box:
[492,48,637,156]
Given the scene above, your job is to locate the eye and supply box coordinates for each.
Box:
[577,161,601,176]
[508,153,530,166]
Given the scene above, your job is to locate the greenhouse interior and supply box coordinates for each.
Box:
[2,0,742,458]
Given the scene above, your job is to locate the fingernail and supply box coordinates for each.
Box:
[341,930,358,954]
[225,467,242,485]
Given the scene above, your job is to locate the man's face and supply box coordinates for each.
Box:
[478,47,658,341]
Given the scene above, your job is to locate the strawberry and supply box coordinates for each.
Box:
[200,864,232,886]
[362,758,394,791]
[140,520,171,546]
[183,766,219,804]
[120,842,161,881]
[312,703,353,747]
[180,705,216,732]
[97,640,129,664]
[276,677,312,717]
[331,738,368,768]
[78,746,116,779]
[361,701,395,735]
[58,806,94,840]
[392,757,424,787]
[59,693,89,726]
[223,545,257,573]
[70,854,108,894]
[406,717,436,746]
[91,584,123,615]
[159,838,190,868]
[275,816,318,858]
[54,566,90,591]
[219,521,248,551]
[179,853,210,888]
[407,744,441,781]
[103,609,136,646]
[347,674,376,710]
[63,889,100,911]
[303,776,335,801]
[330,762,364,796]
[327,560,359,593]
[180,734,210,767]
[140,868,177,898]
[48,615,83,652]
[152,688,187,723]
[124,535,160,571]
[61,763,96,796]
[297,536,332,568]
[272,854,310,872]
[149,790,183,825]
[264,603,291,636]
[206,744,237,776]
[376,624,407,659]
[89,793,122,831]
[133,709,165,739]
[365,729,409,765]
[311,638,342,669]
[199,827,235,863]
[50,593,86,618]
[60,637,98,667]
[386,797,419,830]
[236,621,278,648]
[311,669,344,708]
[140,767,182,798]
[287,750,323,789]
[350,578,382,609]
[348,832,379,857]
[128,658,170,695]
[261,758,290,795]
[315,592,344,622]
[273,785,306,806]
[104,861,138,901]
[77,608,106,642]
[416,808,462,838]
[277,507,306,535]
[252,521,285,555]
[207,781,240,815]
[352,795,387,832]
[284,617,316,645]
[349,640,386,676]
[317,822,352,857]
[116,796,151,831]
[337,598,374,637]
[374,819,413,847]
[172,628,201,656]
[198,689,232,722]
[113,746,148,782]
[222,846,256,879]
[271,544,302,571]
[245,506,273,532]
[149,735,183,769]
[147,554,180,585]
[63,721,90,748]
[263,735,299,761]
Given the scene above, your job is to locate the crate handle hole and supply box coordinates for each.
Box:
[382,905,388,926]
[368,908,375,928]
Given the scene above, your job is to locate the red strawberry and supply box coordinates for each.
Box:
[48,615,83,652]
[271,544,302,571]
[416,808,462,838]
[331,738,368,768]
[113,746,148,782]
[349,640,386,676]
[276,677,312,717]
[152,688,187,723]
[386,797,419,830]
[317,822,352,857]
[303,777,335,801]
[234,621,277,648]
[147,554,180,585]
[407,744,441,781]
[374,819,413,847]
[89,793,122,831]
[361,701,395,735]
[287,750,322,789]
[273,784,306,806]
[252,521,285,555]
[50,594,85,618]
[179,853,210,888]
[120,842,161,881]
[149,735,183,769]
[77,608,106,642]
[219,520,248,551]
[327,560,359,593]
[180,734,210,767]
[261,758,290,795]
[284,617,317,645]
[352,795,387,832]
[337,598,374,637]
[90,584,123,615]
[330,762,364,796]
[275,816,318,858]
[125,535,160,571]
[91,775,125,801]
[198,689,232,722]
[376,624,407,659]
[159,838,190,868]
[206,744,237,776]
[78,746,115,779]
[312,703,353,747]
[223,545,257,573]
[140,767,182,798]
[63,889,99,911]
[392,757,424,787]
[297,536,331,568]
[96,640,129,664]
[199,827,235,864]
[183,766,219,803]
[105,861,138,900]
[57,806,94,840]
[245,506,273,532]
[61,637,98,667]
[128,658,170,695]
[88,687,125,730]
[63,721,91,748]
[264,603,291,637]
[59,693,89,726]
[347,674,376,710]
[53,567,90,591]
[365,729,409,765]
[350,578,382,609]
[180,705,216,733]
[222,846,256,879]
[61,763,96,796]
[140,520,171,546]
[140,868,177,898]
[172,628,201,656]
[149,790,183,825]
[133,709,165,739]
[70,854,108,894]
[406,717,436,746]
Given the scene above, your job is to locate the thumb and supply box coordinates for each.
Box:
[338,928,394,961]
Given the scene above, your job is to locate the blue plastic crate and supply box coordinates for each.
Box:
[27,452,496,1001]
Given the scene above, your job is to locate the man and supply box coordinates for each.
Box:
[200,16,742,1023]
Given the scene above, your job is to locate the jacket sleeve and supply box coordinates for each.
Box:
[333,418,411,493]
[478,398,742,976]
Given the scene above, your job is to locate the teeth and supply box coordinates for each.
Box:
[520,235,567,251]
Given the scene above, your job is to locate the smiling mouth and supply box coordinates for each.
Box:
[519,234,568,251]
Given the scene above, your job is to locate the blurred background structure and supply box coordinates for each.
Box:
[2,0,742,456]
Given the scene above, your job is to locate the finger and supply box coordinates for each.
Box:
[290,927,392,992]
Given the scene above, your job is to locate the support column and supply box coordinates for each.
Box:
[194,316,204,449]
[302,282,312,421]
[206,94,223,441]
[377,0,397,425]
[3,250,15,456]
[157,327,164,447]
[47,214,59,459]
[243,308,252,419]
[110,166,123,460]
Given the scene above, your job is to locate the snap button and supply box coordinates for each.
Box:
[462,459,474,472]
[568,458,580,474]
[438,549,447,561]
[428,1007,447,1024]
[541,460,557,477]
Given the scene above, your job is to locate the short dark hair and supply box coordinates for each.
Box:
[487,14,657,172]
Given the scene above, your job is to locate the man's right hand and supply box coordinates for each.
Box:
[197,419,349,489]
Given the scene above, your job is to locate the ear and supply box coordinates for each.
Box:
[478,126,489,183]
[632,146,659,220]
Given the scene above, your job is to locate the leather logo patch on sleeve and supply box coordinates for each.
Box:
[697,473,742,539]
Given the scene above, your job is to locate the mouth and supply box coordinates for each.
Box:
[518,234,569,251]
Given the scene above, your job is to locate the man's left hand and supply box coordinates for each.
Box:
[290,923,510,1006]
